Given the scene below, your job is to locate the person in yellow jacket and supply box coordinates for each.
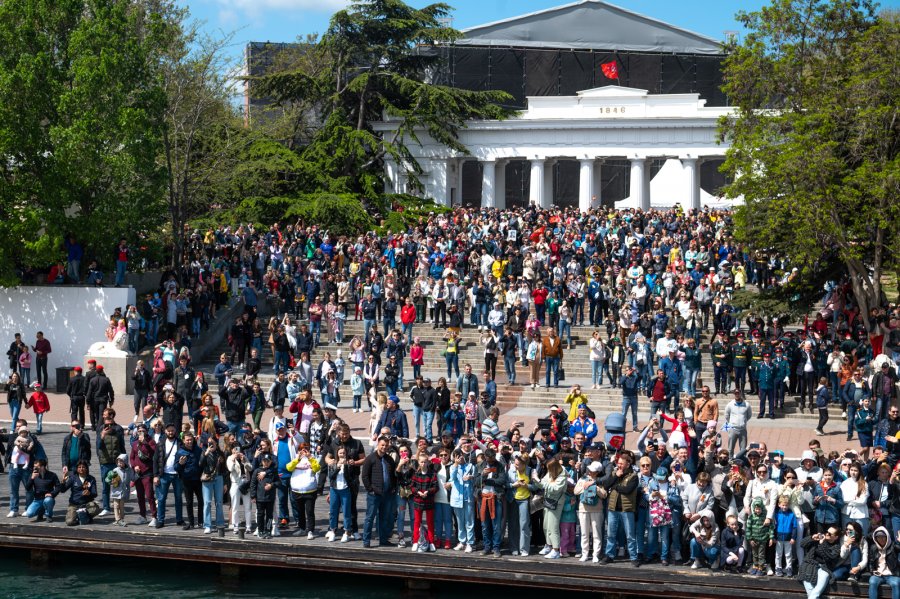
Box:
[564,384,590,422]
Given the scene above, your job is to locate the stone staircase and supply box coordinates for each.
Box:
[194,314,834,421]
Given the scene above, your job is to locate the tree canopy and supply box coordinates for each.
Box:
[720,0,899,327]
[253,0,514,197]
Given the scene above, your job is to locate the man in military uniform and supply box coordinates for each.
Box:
[731,332,750,395]
[747,330,767,394]
[757,352,776,419]
[711,330,732,395]
[773,347,791,410]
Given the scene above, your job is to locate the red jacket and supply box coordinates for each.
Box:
[27,392,50,414]
[532,287,548,306]
[400,304,417,325]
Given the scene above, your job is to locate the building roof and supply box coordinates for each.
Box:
[458,0,723,55]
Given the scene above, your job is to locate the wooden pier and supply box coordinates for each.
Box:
[0,521,881,598]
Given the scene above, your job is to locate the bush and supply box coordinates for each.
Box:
[286,193,375,237]
[376,194,449,235]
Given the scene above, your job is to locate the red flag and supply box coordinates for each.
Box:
[600,60,619,80]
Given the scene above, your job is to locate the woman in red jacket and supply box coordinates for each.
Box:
[410,451,439,552]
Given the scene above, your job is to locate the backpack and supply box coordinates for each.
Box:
[581,480,599,506]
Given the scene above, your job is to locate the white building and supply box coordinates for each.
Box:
[375,85,735,211]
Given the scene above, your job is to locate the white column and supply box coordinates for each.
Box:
[630,157,650,211]
[528,158,545,207]
[592,159,603,209]
[681,157,701,212]
[578,158,594,213]
[430,159,451,206]
[384,158,397,194]
[542,159,556,209]
[456,158,466,207]
[494,160,507,210]
[481,160,496,208]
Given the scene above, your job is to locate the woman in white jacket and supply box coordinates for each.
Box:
[226,445,252,533]
[288,444,319,539]
[589,331,607,389]
[840,461,870,536]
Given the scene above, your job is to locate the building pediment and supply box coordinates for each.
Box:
[576,86,649,98]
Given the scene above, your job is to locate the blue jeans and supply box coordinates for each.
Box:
[20,369,30,387]
[8,400,21,424]
[100,464,114,510]
[516,333,526,363]
[558,321,572,346]
[329,487,352,531]
[310,321,321,346]
[605,510,638,561]
[423,410,435,443]
[274,350,289,374]
[363,492,397,545]
[800,568,831,598]
[155,472,183,523]
[683,368,699,397]
[412,405,424,437]
[24,496,55,519]
[8,467,32,513]
[128,330,139,354]
[690,538,720,565]
[545,357,560,387]
[504,354,516,384]
[833,545,862,580]
[635,505,649,556]
[453,500,476,545]
[434,502,452,542]
[396,496,413,539]
[869,575,900,599]
[382,319,394,337]
[621,395,638,429]
[648,524,671,560]
[363,319,375,343]
[481,499,503,551]
[115,260,127,286]
[146,318,158,345]
[445,354,459,379]
[591,360,603,386]
[401,322,413,339]
[202,477,225,529]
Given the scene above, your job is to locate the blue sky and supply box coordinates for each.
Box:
[184,0,900,64]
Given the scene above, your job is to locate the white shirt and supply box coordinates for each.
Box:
[163,439,178,474]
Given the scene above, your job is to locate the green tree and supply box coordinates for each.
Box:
[0,0,172,282]
[720,0,899,328]
[253,0,513,198]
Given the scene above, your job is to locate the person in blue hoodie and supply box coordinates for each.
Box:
[175,430,203,530]
[774,495,799,577]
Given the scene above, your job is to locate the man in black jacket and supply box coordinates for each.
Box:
[66,366,87,428]
[361,436,397,548]
[23,459,60,522]
[324,423,366,539]
[421,378,438,445]
[172,356,194,408]
[96,409,126,516]
[61,421,91,477]
[151,423,184,528]
[220,378,248,434]
[84,365,114,431]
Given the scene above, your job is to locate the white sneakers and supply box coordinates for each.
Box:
[464,545,473,553]
[579,555,589,562]
[340,532,350,542]
[539,545,552,555]
[592,556,599,564]
[428,543,436,552]
[691,562,699,570]
[454,542,465,551]
[98,509,109,517]
[307,531,315,540]
[326,530,336,542]
[6,511,17,518]
[545,550,561,559]
[148,518,157,527]
[203,527,212,534]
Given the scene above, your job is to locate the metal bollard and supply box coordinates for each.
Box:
[218,526,225,538]
[238,524,246,540]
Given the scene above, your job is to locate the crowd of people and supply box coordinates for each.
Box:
[3,204,900,597]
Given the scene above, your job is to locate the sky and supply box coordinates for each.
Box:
[183,0,900,66]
